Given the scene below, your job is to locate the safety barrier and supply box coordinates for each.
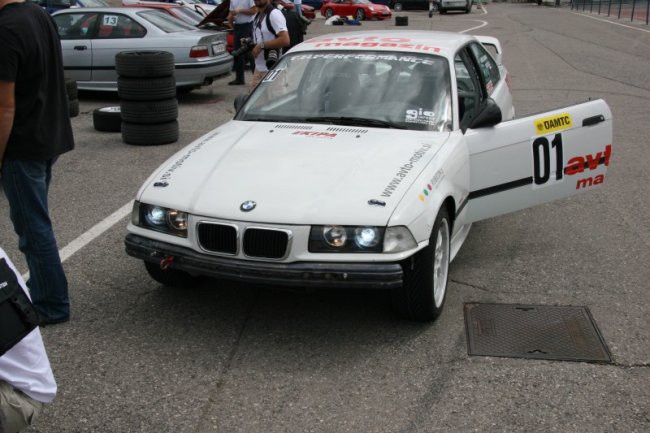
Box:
[571,0,649,24]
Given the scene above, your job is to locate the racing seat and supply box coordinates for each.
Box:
[319,61,360,114]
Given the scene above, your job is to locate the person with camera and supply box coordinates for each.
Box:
[249,0,290,90]
[227,0,256,85]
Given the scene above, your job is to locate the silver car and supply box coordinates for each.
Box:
[52,7,233,91]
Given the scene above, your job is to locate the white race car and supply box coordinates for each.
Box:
[125,31,612,321]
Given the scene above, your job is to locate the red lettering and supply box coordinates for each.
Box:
[593,174,604,185]
[565,157,584,175]
[585,151,602,170]
[604,144,612,166]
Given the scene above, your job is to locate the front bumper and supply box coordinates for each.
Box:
[125,234,404,289]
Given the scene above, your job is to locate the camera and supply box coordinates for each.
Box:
[230,37,256,58]
[264,49,279,69]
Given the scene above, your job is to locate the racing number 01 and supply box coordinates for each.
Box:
[532,133,563,185]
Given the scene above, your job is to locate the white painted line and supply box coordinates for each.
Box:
[570,11,650,33]
[461,19,489,33]
[21,200,134,281]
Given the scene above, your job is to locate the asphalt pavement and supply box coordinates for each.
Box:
[0,3,648,432]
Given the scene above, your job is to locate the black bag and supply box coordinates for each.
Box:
[0,258,40,357]
[265,6,307,53]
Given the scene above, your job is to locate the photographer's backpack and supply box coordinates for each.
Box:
[0,258,40,356]
[266,6,307,53]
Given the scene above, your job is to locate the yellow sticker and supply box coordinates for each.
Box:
[534,113,572,135]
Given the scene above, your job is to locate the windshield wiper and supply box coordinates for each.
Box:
[304,116,407,129]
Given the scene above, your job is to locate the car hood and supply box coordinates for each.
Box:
[139,121,448,226]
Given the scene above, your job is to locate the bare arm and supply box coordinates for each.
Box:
[0,80,16,177]
[252,30,290,58]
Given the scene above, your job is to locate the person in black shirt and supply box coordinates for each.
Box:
[0,0,74,326]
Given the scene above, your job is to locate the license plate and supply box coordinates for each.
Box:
[212,42,225,55]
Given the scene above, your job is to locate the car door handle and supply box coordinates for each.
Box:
[74,45,88,51]
[582,115,605,127]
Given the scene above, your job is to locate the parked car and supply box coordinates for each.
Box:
[52,7,233,91]
[320,0,391,20]
[73,0,109,6]
[390,0,439,12]
[122,1,213,27]
[302,0,323,10]
[123,0,217,16]
[125,30,612,322]
[439,0,471,13]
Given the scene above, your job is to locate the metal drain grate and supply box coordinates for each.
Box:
[464,303,611,363]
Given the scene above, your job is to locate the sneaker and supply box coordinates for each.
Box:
[228,79,245,85]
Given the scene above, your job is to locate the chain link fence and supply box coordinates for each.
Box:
[571,0,650,24]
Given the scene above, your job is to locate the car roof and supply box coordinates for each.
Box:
[292,30,477,58]
[123,2,180,8]
[53,6,159,14]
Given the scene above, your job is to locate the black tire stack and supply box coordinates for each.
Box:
[115,51,179,146]
[65,79,79,118]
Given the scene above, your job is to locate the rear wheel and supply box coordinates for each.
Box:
[144,261,198,288]
[325,8,334,18]
[355,8,365,20]
[392,207,450,322]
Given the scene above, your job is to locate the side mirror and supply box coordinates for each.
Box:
[468,98,502,130]
[234,93,248,112]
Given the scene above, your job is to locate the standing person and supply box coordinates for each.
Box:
[249,0,290,90]
[0,0,74,325]
[293,0,302,18]
[0,248,57,433]
[228,0,256,85]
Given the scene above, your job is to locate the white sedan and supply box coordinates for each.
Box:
[125,31,612,321]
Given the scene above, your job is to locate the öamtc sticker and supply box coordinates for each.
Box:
[534,113,572,135]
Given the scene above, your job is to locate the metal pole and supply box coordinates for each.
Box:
[631,0,636,21]
[607,0,612,15]
[646,0,649,25]
[618,0,622,18]
[598,0,602,13]
[590,0,594,12]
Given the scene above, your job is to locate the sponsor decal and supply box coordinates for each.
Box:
[534,113,572,135]
[292,131,337,138]
[418,169,444,202]
[155,131,219,185]
[405,108,437,126]
[263,68,285,82]
[380,144,433,198]
[302,37,442,53]
[0,281,7,289]
[291,53,440,65]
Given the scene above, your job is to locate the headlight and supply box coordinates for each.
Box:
[383,226,417,253]
[309,225,384,253]
[369,6,375,10]
[134,201,188,238]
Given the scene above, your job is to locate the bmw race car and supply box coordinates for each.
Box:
[125,31,612,322]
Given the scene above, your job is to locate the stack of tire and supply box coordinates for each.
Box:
[115,51,179,146]
[65,79,79,118]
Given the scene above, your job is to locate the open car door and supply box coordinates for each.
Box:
[464,99,612,223]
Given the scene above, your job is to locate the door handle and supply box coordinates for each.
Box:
[74,45,88,51]
[582,115,605,127]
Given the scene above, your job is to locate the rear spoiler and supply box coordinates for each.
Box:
[476,35,502,65]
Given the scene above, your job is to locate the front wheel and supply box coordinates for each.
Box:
[392,207,450,322]
[355,8,365,20]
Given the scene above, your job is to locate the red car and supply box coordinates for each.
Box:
[320,0,391,20]
[277,0,316,20]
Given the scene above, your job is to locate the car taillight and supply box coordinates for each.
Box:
[190,45,209,58]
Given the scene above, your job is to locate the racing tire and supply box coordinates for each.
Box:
[430,3,439,12]
[392,207,450,322]
[122,120,179,146]
[118,76,177,101]
[65,78,78,101]
[68,99,79,118]
[325,8,334,18]
[120,99,178,124]
[395,15,408,26]
[144,261,198,289]
[393,3,403,11]
[93,106,122,132]
[115,51,175,78]
[355,8,365,20]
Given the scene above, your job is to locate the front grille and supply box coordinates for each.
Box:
[243,228,288,259]
[197,223,237,254]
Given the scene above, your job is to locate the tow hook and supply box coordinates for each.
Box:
[160,255,174,270]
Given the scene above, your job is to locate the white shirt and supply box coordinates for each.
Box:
[0,248,57,404]
[252,7,287,72]
[230,0,255,24]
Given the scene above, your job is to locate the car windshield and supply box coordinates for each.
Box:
[172,7,204,25]
[237,51,452,132]
[138,9,196,32]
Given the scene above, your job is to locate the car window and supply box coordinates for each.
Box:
[138,9,197,32]
[454,49,483,129]
[53,12,98,39]
[238,51,453,132]
[172,7,204,25]
[96,14,146,39]
[468,42,500,95]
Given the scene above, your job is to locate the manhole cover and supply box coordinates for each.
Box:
[464,303,611,363]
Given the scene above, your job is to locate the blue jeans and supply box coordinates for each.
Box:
[2,158,70,322]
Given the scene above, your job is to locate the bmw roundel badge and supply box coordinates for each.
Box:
[240,200,256,212]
